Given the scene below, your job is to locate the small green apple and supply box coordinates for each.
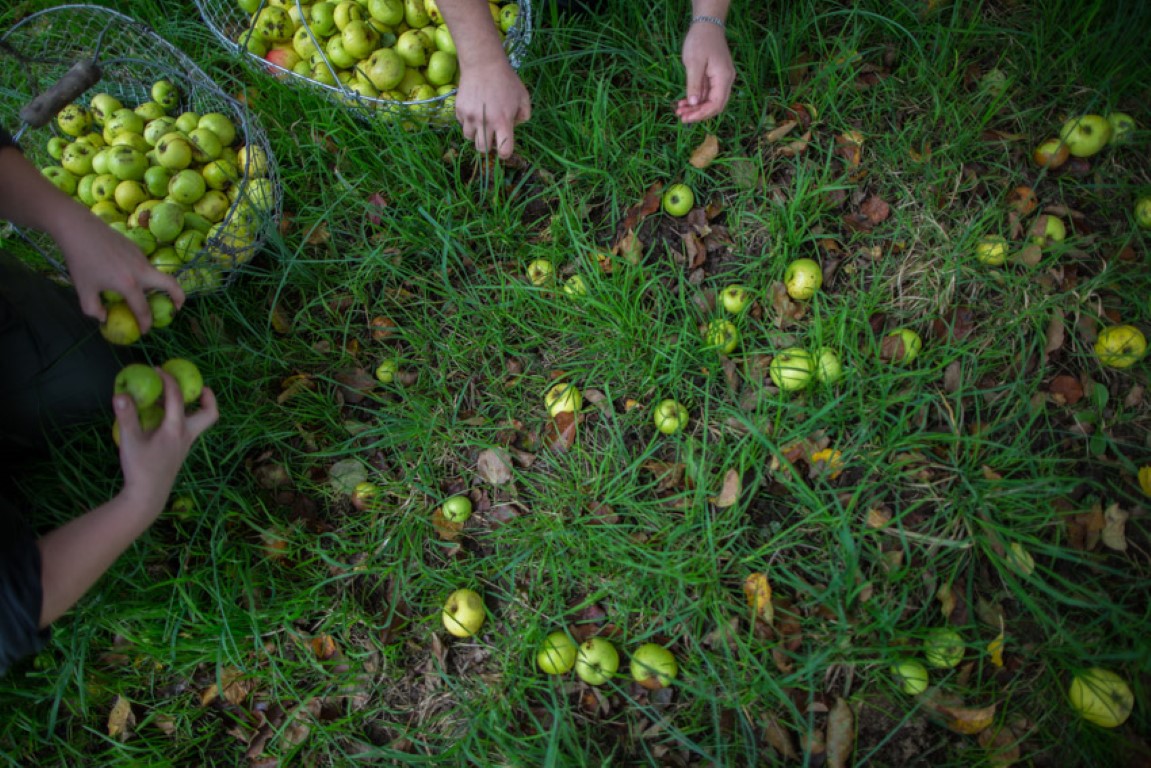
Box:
[113,363,164,409]
[1068,667,1134,728]
[769,347,814,391]
[923,628,964,669]
[783,258,822,300]
[652,399,689,435]
[527,258,555,286]
[719,284,752,314]
[575,637,619,686]
[147,292,177,329]
[884,328,922,364]
[662,183,694,216]
[545,382,581,417]
[1032,138,1070,169]
[375,358,399,384]
[1106,112,1136,144]
[975,234,1009,266]
[891,660,929,695]
[1058,114,1112,157]
[537,631,578,675]
[704,318,739,354]
[562,274,588,297]
[1094,324,1146,369]
[813,346,843,385]
[160,358,204,404]
[629,643,678,689]
[1135,196,1151,230]
[1029,214,1066,247]
[441,588,485,638]
[351,481,379,511]
[441,494,473,523]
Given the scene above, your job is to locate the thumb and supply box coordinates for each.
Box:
[79,290,107,323]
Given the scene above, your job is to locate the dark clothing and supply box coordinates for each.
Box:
[0,124,122,674]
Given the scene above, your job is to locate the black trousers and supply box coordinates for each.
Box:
[0,250,124,462]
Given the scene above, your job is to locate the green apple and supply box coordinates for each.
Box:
[90,173,119,203]
[88,93,123,125]
[783,258,822,300]
[236,145,270,178]
[499,3,520,32]
[143,165,173,198]
[526,258,555,286]
[194,190,232,223]
[41,166,77,196]
[1029,214,1066,247]
[395,29,429,67]
[434,24,456,55]
[103,108,145,143]
[426,50,458,86]
[124,225,159,257]
[662,183,694,216]
[575,637,619,686]
[46,136,69,160]
[1135,195,1151,230]
[292,25,320,61]
[168,168,207,205]
[147,201,186,244]
[629,643,677,689]
[1032,138,1070,169]
[113,180,149,214]
[368,0,403,25]
[652,399,688,435]
[923,628,964,669]
[202,158,240,191]
[156,133,193,170]
[719,284,751,313]
[1094,324,1146,369]
[343,19,381,59]
[704,318,739,354]
[161,358,204,404]
[351,481,380,511]
[975,234,1009,266]
[562,274,588,296]
[255,5,293,41]
[111,132,151,153]
[891,660,929,695]
[147,292,177,329]
[404,0,431,27]
[60,141,96,176]
[334,0,367,29]
[537,631,578,675]
[441,494,473,523]
[374,358,399,384]
[310,1,339,35]
[56,104,92,137]
[199,113,238,148]
[1068,668,1134,728]
[188,128,224,163]
[76,173,98,205]
[143,116,178,147]
[813,346,843,385]
[91,200,127,224]
[106,146,148,181]
[545,382,581,417]
[150,246,182,274]
[174,229,207,262]
[151,79,180,111]
[363,47,406,91]
[1106,112,1136,144]
[424,0,444,23]
[134,101,168,122]
[884,328,922,364]
[441,588,485,638]
[1058,114,1112,157]
[769,347,814,391]
[114,363,164,409]
[174,111,200,134]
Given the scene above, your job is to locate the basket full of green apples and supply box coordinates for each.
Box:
[0,4,280,294]
[194,0,531,125]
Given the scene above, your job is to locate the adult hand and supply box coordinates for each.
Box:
[675,23,735,123]
[56,210,185,334]
[455,62,532,159]
[115,370,218,511]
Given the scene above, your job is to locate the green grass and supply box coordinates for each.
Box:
[2,0,1151,764]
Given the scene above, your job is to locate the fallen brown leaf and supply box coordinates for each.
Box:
[765,120,798,142]
[826,697,855,768]
[107,695,135,740]
[689,134,720,168]
[476,448,514,485]
[712,469,742,508]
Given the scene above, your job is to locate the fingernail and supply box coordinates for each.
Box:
[114,395,128,410]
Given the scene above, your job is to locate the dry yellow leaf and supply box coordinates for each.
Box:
[689,134,720,169]
[743,572,774,625]
[988,630,1005,668]
[712,469,742,508]
[107,695,135,740]
[1101,503,1129,551]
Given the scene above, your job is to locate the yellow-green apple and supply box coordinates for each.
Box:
[114,363,164,409]
[719,284,751,313]
[653,399,689,435]
[1058,114,1112,157]
[662,183,694,216]
[784,258,822,300]
[545,382,581,417]
[704,318,739,354]
[575,637,619,686]
[813,346,843,384]
[562,274,588,296]
[1106,112,1136,144]
[629,643,678,689]
[1068,667,1134,728]
[161,358,204,403]
[1135,196,1151,230]
[891,660,929,695]
[441,494,473,523]
[923,628,964,669]
[884,328,922,364]
[975,234,1009,265]
[537,631,578,675]
[1029,214,1066,247]
[1094,324,1146,369]
[441,588,485,638]
[375,358,399,384]
[769,347,814,391]
[526,258,555,286]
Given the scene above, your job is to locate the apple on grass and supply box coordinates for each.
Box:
[975,234,1009,266]
[1135,196,1151,230]
[1029,215,1066,247]
[891,660,929,695]
[719,284,752,314]
[1032,138,1070,169]
[1058,114,1112,157]
[629,643,678,689]
[575,637,619,686]
[1094,325,1146,369]
[545,382,581,418]
[883,328,922,365]
[562,275,588,297]
[526,258,555,286]
[1106,112,1136,144]
[923,628,964,669]
[537,631,578,675]
[1069,668,1134,728]
[813,347,843,385]
[704,319,740,354]
[375,359,399,384]
[351,481,379,511]
[783,258,823,300]
[441,588,485,638]
[653,399,689,435]
[769,348,814,391]
[662,184,694,217]
[440,494,473,523]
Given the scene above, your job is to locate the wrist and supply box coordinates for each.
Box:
[690,15,726,31]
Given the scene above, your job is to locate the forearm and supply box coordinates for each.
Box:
[36,487,167,627]
[436,0,508,69]
[0,144,87,242]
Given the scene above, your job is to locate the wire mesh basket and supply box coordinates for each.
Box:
[195,0,532,126]
[0,4,281,294]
